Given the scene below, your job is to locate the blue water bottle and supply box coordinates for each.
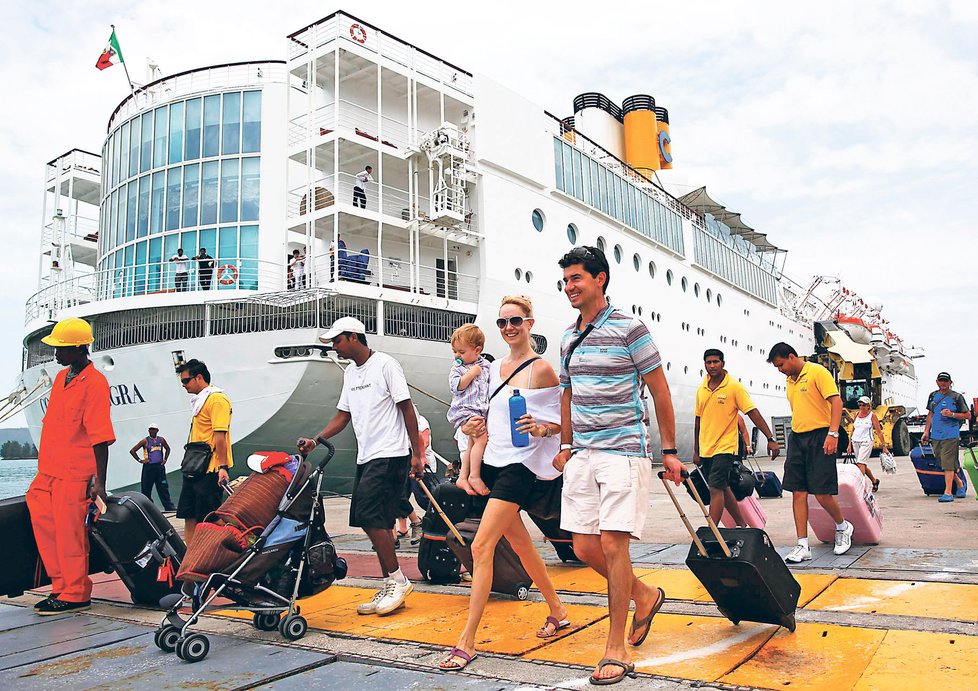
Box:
[510,389,529,447]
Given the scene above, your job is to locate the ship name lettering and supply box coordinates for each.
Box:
[110,383,147,406]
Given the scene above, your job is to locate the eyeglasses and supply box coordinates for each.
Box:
[496,316,528,329]
[180,377,194,385]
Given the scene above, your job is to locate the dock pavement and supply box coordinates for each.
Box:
[3,454,977,690]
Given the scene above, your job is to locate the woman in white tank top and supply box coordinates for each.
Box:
[440,296,570,671]
[846,396,889,491]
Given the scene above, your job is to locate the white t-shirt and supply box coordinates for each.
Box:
[354,171,373,189]
[290,255,305,276]
[170,254,189,274]
[337,351,411,463]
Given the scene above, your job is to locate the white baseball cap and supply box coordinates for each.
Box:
[857,396,872,405]
[319,316,366,343]
[148,422,160,429]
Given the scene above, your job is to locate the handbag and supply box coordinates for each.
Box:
[524,475,563,521]
[728,460,756,501]
[880,451,897,475]
[685,466,711,505]
[181,442,213,479]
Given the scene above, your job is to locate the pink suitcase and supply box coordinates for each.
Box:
[808,463,883,544]
[721,495,768,529]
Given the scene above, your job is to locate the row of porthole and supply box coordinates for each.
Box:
[514,268,534,283]
[669,365,785,391]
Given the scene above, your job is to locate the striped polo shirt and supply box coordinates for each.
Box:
[559,303,662,456]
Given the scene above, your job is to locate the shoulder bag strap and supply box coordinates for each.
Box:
[563,323,596,372]
[489,357,542,403]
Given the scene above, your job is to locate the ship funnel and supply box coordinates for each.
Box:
[622,94,659,176]
[654,106,673,170]
[573,92,624,159]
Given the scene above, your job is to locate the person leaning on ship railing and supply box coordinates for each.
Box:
[553,246,684,685]
[27,317,116,616]
[298,316,426,617]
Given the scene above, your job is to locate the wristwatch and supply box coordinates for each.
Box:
[767,436,776,443]
[827,431,839,438]
[661,448,678,455]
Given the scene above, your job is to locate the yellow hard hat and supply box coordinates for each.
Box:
[41,317,94,347]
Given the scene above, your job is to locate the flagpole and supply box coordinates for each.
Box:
[112,24,136,98]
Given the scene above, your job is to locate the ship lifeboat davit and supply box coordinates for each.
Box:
[837,315,872,345]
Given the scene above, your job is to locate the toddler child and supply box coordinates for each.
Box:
[448,324,490,495]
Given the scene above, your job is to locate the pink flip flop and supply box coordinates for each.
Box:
[536,615,571,638]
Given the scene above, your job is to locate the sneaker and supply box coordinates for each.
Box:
[356,583,390,615]
[33,594,59,611]
[376,577,414,615]
[955,487,967,499]
[939,494,954,503]
[785,544,812,563]
[35,598,90,616]
[409,521,423,545]
[833,521,854,555]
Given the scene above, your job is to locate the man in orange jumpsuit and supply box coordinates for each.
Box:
[27,317,115,615]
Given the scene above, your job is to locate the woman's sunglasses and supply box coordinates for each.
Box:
[496,316,528,329]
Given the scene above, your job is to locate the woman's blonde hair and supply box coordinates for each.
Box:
[500,294,533,317]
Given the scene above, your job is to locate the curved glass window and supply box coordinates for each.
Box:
[201,161,219,225]
[185,98,202,161]
[139,112,151,173]
[166,168,182,230]
[220,159,239,223]
[242,92,261,153]
[203,95,221,158]
[566,223,577,244]
[222,92,241,155]
[532,209,545,232]
[168,101,184,164]
[182,164,200,228]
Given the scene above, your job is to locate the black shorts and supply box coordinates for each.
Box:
[783,428,838,495]
[176,472,223,522]
[350,454,410,529]
[482,462,536,507]
[700,453,738,490]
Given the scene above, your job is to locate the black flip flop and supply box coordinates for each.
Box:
[629,587,665,647]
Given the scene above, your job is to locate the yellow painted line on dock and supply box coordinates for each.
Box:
[806,578,978,621]
[719,621,888,690]
[524,612,778,682]
[853,629,978,690]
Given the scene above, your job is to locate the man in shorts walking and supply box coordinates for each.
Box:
[921,372,969,502]
[767,342,852,562]
[553,246,684,685]
[299,316,425,616]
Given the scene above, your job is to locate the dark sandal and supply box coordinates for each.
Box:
[629,587,665,647]
[536,615,571,638]
[872,479,880,492]
[439,646,477,671]
[589,658,636,685]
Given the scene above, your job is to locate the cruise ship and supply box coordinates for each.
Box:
[12,11,921,492]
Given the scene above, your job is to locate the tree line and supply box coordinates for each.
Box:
[1,441,38,459]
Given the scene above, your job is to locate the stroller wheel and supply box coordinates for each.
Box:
[154,625,180,653]
[176,633,210,663]
[253,612,281,631]
[279,614,308,641]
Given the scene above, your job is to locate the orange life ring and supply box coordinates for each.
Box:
[217,264,238,285]
[350,23,367,44]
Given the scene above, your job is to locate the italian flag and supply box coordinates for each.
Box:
[96,30,124,71]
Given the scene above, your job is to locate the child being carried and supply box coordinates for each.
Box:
[448,324,490,496]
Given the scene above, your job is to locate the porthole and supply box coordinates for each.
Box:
[515,268,522,281]
[648,261,656,278]
[717,294,723,307]
[557,280,564,293]
[596,236,606,252]
[613,244,623,264]
[101,356,115,371]
[532,209,545,232]
[681,277,688,292]
[633,253,641,271]
[632,305,637,314]
[525,271,533,283]
[700,369,704,377]
[666,270,673,285]
[530,334,548,354]
[706,288,712,303]
[638,306,643,316]
[694,283,700,297]
[566,223,578,244]
[684,366,689,374]
[666,362,671,371]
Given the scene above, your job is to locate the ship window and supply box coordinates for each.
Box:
[515,268,522,280]
[648,261,656,278]
[666,269,673,285]
[240,157,260,222]
[200,161,219,225]
[557,280,564,293]
[140,111,153,173]
[168,101,184,165]
[182,164,200,228]
[242,91,262,153]
[530,334,548,354]
[165,168,182,231]
[613,244,622,264]
[222,91,241,155]
[153,106,168,170]
[694,282,700,297]
[220,158,239,223]
[532,209,545,232]
[717,293,723,307]
[566,223,578,244]
[681,277,688,292]
[706,288,713,303]
[638,306,643,316]
[633,253,641,271]
[124,119,135,180]
[185,97,202,161]
[596,236,606,252]
[525,271,533,283]
[202,94,221,158]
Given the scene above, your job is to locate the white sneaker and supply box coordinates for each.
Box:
[356,583,389,615]
[785,544,812,563]
[376,577,414,615]
[833,521,854,555]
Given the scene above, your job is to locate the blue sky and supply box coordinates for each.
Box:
[1,1,976,427]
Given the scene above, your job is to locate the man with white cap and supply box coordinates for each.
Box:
[298,316,424,616]
[129,422,175,511]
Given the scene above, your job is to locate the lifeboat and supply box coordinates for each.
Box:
[836,314,872,345]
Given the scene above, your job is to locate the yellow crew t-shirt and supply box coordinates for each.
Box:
[786,361,839,433]
[190,392,234,472]
[695,374,757,457]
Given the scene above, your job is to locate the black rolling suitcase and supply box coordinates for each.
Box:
[417,481,471,584]
[527,513,580,563]
[660,471,800,631]
[448,519,533,600]
[89,492,185,606]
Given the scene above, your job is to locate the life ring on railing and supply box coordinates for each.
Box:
[350,23,367,44]
[217,264,238,286]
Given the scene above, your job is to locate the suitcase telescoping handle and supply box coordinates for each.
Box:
[416,477,467,547]
[658,470,732,559]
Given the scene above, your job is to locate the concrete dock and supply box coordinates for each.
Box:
[3,454,978,689]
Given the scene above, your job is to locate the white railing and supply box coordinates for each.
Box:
[109,63,288,130]
[25,257,286,325]
[288,99,420,152]
[287,172,430,220]
[44,215,100,243]
[307,252,479,303]
[46,150,101,180]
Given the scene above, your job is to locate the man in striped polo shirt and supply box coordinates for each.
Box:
[553,246,684,684]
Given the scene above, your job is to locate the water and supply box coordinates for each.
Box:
[0,459,38,499]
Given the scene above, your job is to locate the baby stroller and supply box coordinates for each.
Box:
[154,441,347,663]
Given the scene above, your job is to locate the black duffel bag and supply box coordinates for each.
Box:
[729,460,757,501]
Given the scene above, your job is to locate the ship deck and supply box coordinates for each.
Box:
[3,455,978,689]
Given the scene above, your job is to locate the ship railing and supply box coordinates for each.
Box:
[307,252,479,303]
[286,173,433,222]
[46,150,102,180]
[44,215,100,242]
[288,99,421,151]
[24,257,287,325]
